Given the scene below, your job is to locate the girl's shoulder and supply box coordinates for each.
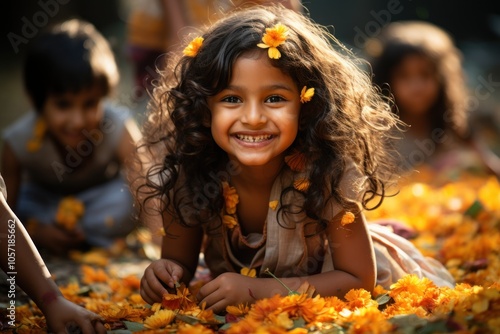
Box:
[2,111,37,142]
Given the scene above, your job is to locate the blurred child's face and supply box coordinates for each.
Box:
[390,54,440,117]
[42,86,104,149]
[208,51,301,168]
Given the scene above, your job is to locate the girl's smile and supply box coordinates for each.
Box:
[208,51,301,168]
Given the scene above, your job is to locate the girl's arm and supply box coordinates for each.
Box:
[140,208,204,304]
[197,211,376,312]
[1,142,21,208]
[0,190,105,333]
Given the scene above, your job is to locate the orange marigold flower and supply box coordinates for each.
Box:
[300,86,315,103]
[183,36,204,57]
[81,265,109,284]
[257,23,289,59]
[389,274,436,298]
[345,289,377,309]
[341,211,355,226]
[26,118,46,152]
[269,200,279,210]
[284,150,307,172]
[162,283,197,311]
[240,267,256,278]
[223,214,238,229]
[144,309,176,329]
[222,181,239,214]
[177,323,216,334]
[293,178,310,192]
[55,196,85,231]
[226,303,251,317]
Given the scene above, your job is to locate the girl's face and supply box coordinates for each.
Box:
[41,85,104,149]
[390,54,440,117]
[208,52,301,168]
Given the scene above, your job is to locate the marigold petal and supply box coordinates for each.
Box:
[269,200,279,210]
[300,86,315,103]
[240,267,256,278]
[144,309,176,329]
[341,211,355,226]
[293,178,310,192]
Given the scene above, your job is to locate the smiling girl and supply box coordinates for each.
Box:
[136,5,454,313]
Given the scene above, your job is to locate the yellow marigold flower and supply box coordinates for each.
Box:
[55,196,85,231]
[293,178,310,192]
[226,303,250,316]
[341,211,355,226]
[183,36,204,57]
[144,309,176,329]
[300,86,315,103]
[240,267,256,278]
[389,274,436,299]
[269,200,279,210]
[257,23,289,59]
[223,214,238,229]
[272,312,293,329]
[284,149,307,172]
[222,181,239,214]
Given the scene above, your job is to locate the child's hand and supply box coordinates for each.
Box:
[141,259,184,304]
[42,296,106,334]
[32,224,85,254]
[196,273,259,313]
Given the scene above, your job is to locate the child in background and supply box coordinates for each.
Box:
[0,174,106,333]
[1,19,141,253]
[366,21,499,176]
[136,6,454,313]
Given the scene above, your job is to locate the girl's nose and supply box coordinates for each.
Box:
[241,102,266,126]
[69,109,86,129]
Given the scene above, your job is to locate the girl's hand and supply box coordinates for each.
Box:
[42,296,106,334]
[141,259,184,304]
[31,224,85,254]
[196,273,259,313]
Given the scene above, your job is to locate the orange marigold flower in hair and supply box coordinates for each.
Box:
[293,178,310,192]
[284,150,307,172]
[183,36,204,57]
[222,181,239,214]
[223,214,238,229]
[257,23,289,59]
[300,86,315,103]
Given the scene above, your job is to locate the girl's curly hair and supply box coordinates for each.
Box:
[135,5,401,228]
[365,21,468,138]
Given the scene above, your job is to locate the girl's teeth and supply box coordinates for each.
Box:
[236,134,272,142]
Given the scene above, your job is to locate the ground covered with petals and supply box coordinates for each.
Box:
[2,169,499,333]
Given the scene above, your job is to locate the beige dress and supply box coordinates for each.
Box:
[203,163,455,289]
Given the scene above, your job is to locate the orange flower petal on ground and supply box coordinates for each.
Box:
[183,36,204,57]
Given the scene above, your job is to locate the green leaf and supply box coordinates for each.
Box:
[123,321,145,331]
[175,314,223,326]
[389,314,427,332]
[415,319,449,334]
[292,317,306,329]
[375,293,392,306]
[464,200,483,218]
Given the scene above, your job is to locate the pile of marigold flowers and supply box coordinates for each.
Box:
[3,169,500,333]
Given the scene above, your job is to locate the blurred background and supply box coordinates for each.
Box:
[1,0,500,158]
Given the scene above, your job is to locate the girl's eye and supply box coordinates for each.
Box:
[221,96,241,103]
[55,99,71,110]
[266,95,285,103]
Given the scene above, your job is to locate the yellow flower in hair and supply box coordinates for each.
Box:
[300,86,315,103]
[183,36,204,57]
[257,23,289,59]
